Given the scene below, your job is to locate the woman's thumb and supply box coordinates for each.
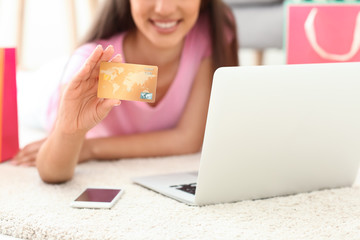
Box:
[98,99,121,117]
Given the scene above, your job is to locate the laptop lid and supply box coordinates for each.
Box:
[195,63,360,205]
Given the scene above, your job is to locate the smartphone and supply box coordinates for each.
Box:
[70,187,124,209]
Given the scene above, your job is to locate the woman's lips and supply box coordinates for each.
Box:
[150,20,181,33]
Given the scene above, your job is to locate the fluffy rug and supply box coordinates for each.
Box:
[0,153,359,240]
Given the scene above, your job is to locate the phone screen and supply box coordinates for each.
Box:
[75,188,122,203]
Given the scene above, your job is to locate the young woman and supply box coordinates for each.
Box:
[13,0,238,183]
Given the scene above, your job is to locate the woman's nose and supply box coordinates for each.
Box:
[154,0,177,16]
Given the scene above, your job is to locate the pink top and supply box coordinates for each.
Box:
[47,14,212,138]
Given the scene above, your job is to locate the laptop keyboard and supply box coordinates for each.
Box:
[170,183,197,195]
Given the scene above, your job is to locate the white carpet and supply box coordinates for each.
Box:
[0,153,360,240]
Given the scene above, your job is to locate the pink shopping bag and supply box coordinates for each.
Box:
[0,48,19,162]
[286,1,360,64]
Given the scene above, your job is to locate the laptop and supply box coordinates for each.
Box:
[133,62,360,206]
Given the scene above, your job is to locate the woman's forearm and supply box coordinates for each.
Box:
[83,127,204,161]
[36,128,86,183]
[36,125,204,183]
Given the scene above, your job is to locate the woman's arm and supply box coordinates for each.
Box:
[36,129,85,183]
[80,57,213,161]
[36,45,122,183]
[22,47,212,183]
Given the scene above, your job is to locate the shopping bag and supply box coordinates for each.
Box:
[0,48,19,162]
[285,0,360,64]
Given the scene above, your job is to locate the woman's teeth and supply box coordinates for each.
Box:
[154,21,177,29]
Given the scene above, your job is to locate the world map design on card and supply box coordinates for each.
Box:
[98,62,158,103]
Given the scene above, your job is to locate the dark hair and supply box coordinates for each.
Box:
[82,0,239,71]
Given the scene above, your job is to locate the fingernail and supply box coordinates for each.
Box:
[105,45,114,51]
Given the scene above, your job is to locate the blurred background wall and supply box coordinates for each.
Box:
[0,0,284,71]
[0,0,103,70]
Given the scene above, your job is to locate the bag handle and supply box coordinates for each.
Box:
[300,0,360,3]
[304,8,360,61]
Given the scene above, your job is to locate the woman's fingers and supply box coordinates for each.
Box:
[57,45,120,131]
[12,154,37,167]
[73,45,104,83]
[12,147,37,166]
[94,98,121,123]
[99,98,122,115]
[12,138,45,166]
[73,44,115,84]
[68,45,116,95]
[110,54,123,63]
[96,53,123,114]
[88,45,115,81]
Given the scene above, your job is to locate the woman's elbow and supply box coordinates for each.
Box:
[184,140,203,154]
[37,163,74,184]
[38,171,74,184]
[178,131,204,155]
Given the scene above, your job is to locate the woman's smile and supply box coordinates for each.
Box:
[130,0,201,49]
[150,19,182,33]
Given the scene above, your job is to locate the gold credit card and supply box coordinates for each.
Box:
[98,62,158,103]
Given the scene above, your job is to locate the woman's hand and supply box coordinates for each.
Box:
[12,137,91,166]
[56,45,122,135]
[11,138,46,166]
[12,45,122,169]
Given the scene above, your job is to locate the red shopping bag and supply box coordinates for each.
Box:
[0,48,19,162]
[286,1,360,64]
